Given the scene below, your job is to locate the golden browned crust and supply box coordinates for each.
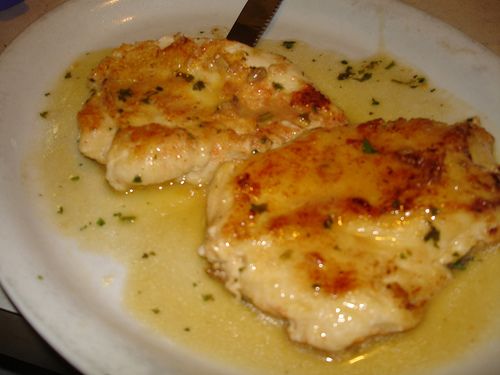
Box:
[77,35,347,189]
[223,118,499,242]
[202,117,499,352]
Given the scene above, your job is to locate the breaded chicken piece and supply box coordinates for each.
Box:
[77,35,347,190]
[201,118,499,353]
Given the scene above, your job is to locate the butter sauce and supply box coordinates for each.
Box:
[35,41,500,375]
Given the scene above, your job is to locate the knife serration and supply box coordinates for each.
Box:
[227,0,283,47]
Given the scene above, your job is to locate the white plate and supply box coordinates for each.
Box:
[0,1,499,374]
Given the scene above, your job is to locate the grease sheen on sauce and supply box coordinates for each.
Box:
[36,41,500,375]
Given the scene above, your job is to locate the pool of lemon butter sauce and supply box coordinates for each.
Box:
[33,40,500,375]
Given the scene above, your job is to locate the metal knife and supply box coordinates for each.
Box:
[227,0,283,47]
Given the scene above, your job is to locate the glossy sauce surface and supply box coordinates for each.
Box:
[35,40,500,375]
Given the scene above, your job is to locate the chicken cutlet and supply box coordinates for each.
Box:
[77,34,347,190]
[200,118,499,353]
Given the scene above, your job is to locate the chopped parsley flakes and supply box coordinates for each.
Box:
[202,293,215,302]
[282,40,296,49]
[448,254,474,270]
[323,215,334,229]
[192,80,206,91]
[361,138,378,154]
[175,71,194,82]
[424,221,440,247]
[250,203,268,214]
[117,88,133,101]
[391,75,426,88]
[272,82,284,90]
[113,212,137,223]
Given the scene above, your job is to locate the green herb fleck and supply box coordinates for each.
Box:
[151,308,161,314]
[69,175,80,181]
[202,294,214,302]
[79,221,92,231]
[338,60,380,81]
[192,80,206,91]
[337,65,353,80]
[354,72,372,82]
[141,90,159,104]
[57,206,64,214]
[361,138,378,154]
[96,217,106,226]
[340,59,349,65]
[424,222,440,247]
[184,327,191,332]
[88,88,97,98]
[385,61,396,70]
[279,249,293,260]
[117,88,133,101]
[323,215,334,229]
[141,251,156,259]
[44,92,51,97]
[175,71,194,82]
[250,203,268,214]
[282,40,296,49]
[429,206,439,216]
[371,97,380,106]
[39,111,49,118]
[448,254,474,270]
[113,212,136,223]
[391,75,427,88]
[37,275,44,281]
[392,199,401,210]
[272,82,284,90]
[64,72,72,79]
[133,175,142,183]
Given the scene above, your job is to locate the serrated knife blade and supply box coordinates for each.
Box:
[227,0,283,47]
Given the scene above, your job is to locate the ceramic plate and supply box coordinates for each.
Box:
[0,0,499,374]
